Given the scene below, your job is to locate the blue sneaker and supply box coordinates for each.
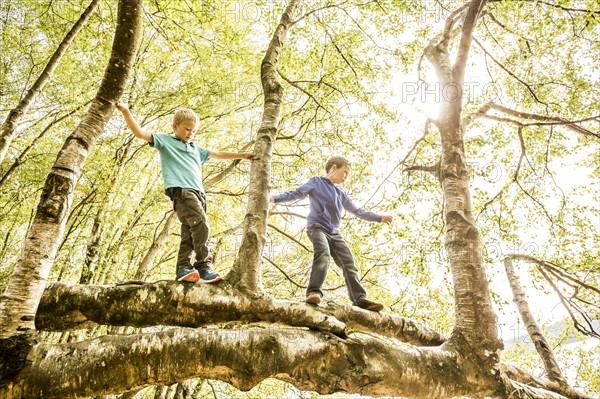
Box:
[199,269,223,284]
[176,269,200,283]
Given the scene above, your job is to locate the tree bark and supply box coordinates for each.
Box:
[501,363,592,399]
[153,386,169,399]
[35,281,445,346]
[423,0,504,388]
[3,322,576,399]
[0,0,101,165]
[504,257,567,384]
[1,327,491,399]
[0,0,144,337]
[173,380,195,399]
[80,209,107,284]
[227,0,303,294]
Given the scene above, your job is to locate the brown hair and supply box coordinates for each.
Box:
[325,156,350,173]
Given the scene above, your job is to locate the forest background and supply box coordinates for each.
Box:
[0,0,598,398]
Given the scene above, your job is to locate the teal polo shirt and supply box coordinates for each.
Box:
[150,133,210,191]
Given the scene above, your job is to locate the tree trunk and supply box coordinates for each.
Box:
[153,386,168,399]
[424,0,501,367]
[0,0,144,338]
[2,321,574,399]
[227,0,303,294]
[173,380,195,399]
[0,0,101,165]
[80,210,106,284]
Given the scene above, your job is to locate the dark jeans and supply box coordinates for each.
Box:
[306,225,367,304]
[172,188,213,274]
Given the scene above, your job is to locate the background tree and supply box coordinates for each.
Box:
[0,0,101,165]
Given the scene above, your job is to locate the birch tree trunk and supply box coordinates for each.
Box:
[0,326,495,399]
[424,0,502,370]
[0,0,144,338]
[0,0,101,165]
[227,0,303,294]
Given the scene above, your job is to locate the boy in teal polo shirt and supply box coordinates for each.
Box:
[116,102,253,283]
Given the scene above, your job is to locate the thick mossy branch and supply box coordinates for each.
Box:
[36,281,444,346]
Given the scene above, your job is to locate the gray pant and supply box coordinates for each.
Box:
[172,188,212,274]
[306,225,367,304]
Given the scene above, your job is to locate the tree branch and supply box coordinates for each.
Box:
[263,256,307,289]
[0,101,92,188]
[366,119,438,205]
[453,0,487,84]
[503,257,567,385]
[3,327,473,399]
[277,69,332,114]
[469,102,600,139]
[505,254,600,339]
[523,0,600,15]
[267,223,311,252]
[404,162,441,179]
[473,38,551,106]
[35,281,448,347]
[501,363,593,399]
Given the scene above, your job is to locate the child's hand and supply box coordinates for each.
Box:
[381,215,393,225]
[240,152,255,160]
[115,101,128,112]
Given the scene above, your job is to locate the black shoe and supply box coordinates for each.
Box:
[355,298,384,312]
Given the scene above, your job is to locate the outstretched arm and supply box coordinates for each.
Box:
[209,150,254,160]
[115,102,153,143]
[343,194,393,224]
[271,178,315,204]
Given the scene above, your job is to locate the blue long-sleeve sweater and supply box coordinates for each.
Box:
[273,176,382,234]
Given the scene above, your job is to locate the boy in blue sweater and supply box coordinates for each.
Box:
[116,102,253,284]
[270,156,393,311]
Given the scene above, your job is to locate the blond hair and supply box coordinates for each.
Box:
[173,108,199,125]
